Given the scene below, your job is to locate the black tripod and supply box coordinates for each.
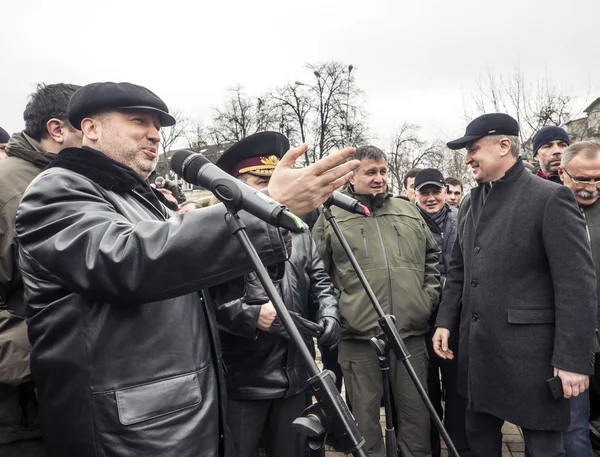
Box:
[222,208,367,457]
[321,205,460,457]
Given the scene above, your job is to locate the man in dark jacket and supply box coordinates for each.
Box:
[414,169,470,457]
[558,140,600,456]
[313,145,441,457]
[211,132,341,457]
[15,82,360,457]
[433,113,597,457]
[0,83,81,457]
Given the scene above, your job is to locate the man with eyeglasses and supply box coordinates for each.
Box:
[559,141,600,456]
[532,126,570,183]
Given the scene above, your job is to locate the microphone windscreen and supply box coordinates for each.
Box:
[170,149,194,176]
[170,150,211,184]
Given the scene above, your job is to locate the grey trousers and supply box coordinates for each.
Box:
[339,335,431,457]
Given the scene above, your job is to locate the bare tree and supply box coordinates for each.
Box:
[208,85,278,145]
[295,62,369,163]
[463,66,582,157]
[157,110,191,178]
[387,124,444,193]
[159,110,191,155]
[271,84,313,166]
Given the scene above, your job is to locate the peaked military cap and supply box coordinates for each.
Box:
[67,82,176,130]
[447,113,519,150]
[216,131,290,177]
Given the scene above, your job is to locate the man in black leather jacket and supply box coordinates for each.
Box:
[15,83,358,457]
[211,132,341,457]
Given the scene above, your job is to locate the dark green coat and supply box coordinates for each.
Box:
[312,188,441,340]
[0,132,54,452]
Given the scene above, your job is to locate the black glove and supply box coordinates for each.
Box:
[268,311,325,339]
[318,316,341,348]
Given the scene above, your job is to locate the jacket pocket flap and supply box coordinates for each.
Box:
[507,308,555,324]
[116,372,201,425]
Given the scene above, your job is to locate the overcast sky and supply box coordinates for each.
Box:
[2,0,599,149]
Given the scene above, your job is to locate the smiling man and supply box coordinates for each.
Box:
[433,113,597,457]
[14,82,361,457]
[313,145,441,457]
[414,169,470,457]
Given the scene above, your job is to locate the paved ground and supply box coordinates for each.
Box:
[325,416,600,456]
[314,349,600,457]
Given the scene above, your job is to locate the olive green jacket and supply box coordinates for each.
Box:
[312,187,441,340]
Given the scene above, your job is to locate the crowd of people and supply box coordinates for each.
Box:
[0,81,599,457]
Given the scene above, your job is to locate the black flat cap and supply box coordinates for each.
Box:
[216,132,290,177]
[447,113,519,150]
[67,82,176,130]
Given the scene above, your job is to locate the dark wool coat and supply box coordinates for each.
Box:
[436,159,597,431]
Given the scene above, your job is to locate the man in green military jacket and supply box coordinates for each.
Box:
[313,145,441,457]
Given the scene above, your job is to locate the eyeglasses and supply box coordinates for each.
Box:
[563,168,600,189]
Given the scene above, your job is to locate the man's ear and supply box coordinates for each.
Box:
[80,117,100,141]
[46,118,66,144]
[348,172,356,186]
[557,166,565,183]
[499,137,512,157]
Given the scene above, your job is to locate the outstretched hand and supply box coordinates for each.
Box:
[268,145,359,216]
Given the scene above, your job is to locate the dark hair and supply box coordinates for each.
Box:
[445,177,463,191]
[403,168,422,189]
[355,145,387,162]
[23,83,81,142]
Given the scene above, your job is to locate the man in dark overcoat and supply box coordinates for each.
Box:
[433,113,597,457]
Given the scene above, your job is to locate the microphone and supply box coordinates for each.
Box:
[170,150,305,233]
[325,191,371,216]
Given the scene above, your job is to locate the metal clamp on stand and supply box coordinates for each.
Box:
[321,204,460,457]
[222,208,367,457]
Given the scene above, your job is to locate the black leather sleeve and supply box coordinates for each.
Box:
[306,235,339,322]
[15,169,290,305]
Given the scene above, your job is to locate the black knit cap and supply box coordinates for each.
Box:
[447,113,519,150]
[67,82,176,130]
[532,126,570,157]
[0,126,9,143]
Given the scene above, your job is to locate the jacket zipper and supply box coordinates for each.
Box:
[374,212,393,315]
[394,226,402,257]
[361,228,369,258]
[132,190,167,221]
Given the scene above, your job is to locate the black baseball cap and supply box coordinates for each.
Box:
[447,113,519,150]
[68,82,176,130]
[414,168,445,191]
[216,132,289,177]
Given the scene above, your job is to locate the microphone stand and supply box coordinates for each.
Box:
[320,204,460,457]
[221,208,367,457]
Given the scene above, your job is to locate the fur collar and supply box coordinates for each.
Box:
[48,146,168,215]
[47,146,141,192]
